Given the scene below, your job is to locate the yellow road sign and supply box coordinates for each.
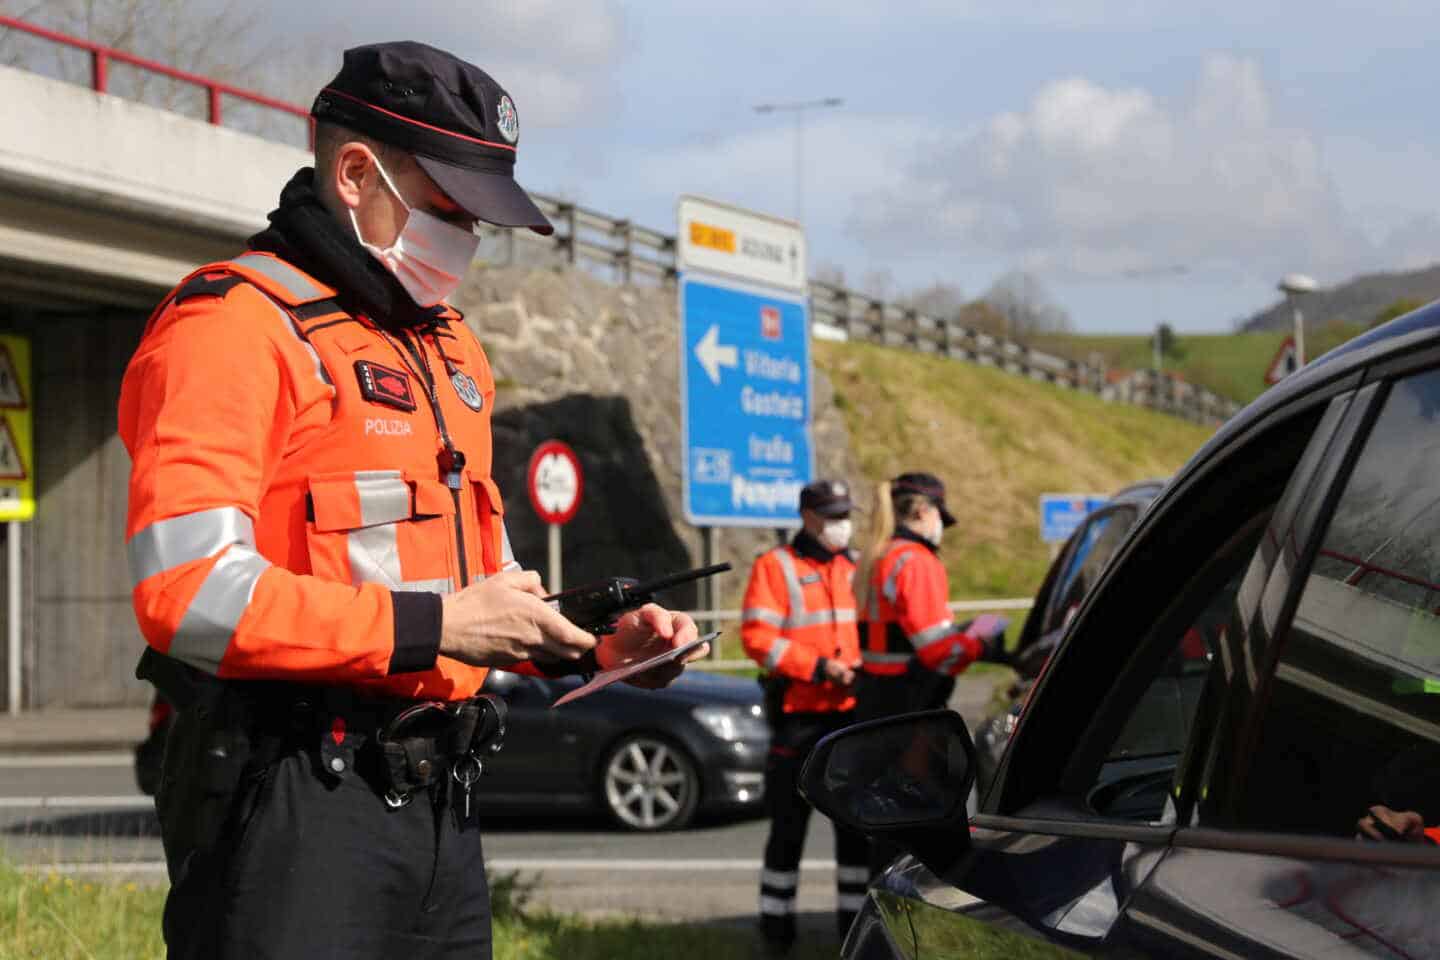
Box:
[0,335,34,521]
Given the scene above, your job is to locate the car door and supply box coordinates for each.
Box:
[478,670,570,802]
[1123,363,1440,958]
[884,377,1360,957]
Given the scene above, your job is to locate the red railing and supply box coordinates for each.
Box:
[1321,548,1440,597]
[0,14,314,148]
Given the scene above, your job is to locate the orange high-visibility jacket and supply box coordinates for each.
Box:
[741,541,860,713]
[862,534,981,678]
[120,252,534,702]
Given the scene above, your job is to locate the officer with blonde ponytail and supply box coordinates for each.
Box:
[856,473,1007,720]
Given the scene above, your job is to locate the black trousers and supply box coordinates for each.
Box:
[760,711,871,946]
[158,706,492,960]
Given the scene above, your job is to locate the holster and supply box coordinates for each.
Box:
[137,649,258,858]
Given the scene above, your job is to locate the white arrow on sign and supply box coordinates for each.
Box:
[694,324,738,385]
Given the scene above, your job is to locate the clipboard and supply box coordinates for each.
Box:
[551,631,720,708]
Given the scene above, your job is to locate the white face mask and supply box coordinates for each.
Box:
[819,519,853,552]
[349,153,481,307]
[923,511,945,546]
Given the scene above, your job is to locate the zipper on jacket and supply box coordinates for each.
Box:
[388,329,471,589]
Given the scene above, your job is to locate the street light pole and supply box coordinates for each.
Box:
[1278,273,1318,367]
[753,97,843,225]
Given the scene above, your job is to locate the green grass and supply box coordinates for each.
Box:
[816,340,1213,606]
[1032,323,1365,406]
[0,865,835,960]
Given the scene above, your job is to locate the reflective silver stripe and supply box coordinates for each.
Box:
[500,522,518,572]
[837,893,867,911]
[935,646,967,675]
[348,524,403,588]
[861,651,912,665]
[232,253,326,302]
[772,548,806,617]
[261,296,329,387]
[743,607,785,627]
[128,507,253,586]
[787,606,860,628]
[765,637,793,670]
[910,619,957,651]
[836,866,869,885]
[354,471,411,526]
[867,591,880,621]
[394,578,453,594]
[759,894,795,916]
[169,545,271,673]
[761,869,799,890]
[882,552,912,603]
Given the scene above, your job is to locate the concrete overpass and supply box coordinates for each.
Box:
[0,59,311,710]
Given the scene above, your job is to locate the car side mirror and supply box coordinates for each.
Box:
[800,710,976,876]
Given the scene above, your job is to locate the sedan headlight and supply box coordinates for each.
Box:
[692,704,769,741]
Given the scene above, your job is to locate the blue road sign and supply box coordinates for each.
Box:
[1039,493,1109,543]
[680,273,814,526]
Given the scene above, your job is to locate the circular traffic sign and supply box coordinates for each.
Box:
[527,440,583,525]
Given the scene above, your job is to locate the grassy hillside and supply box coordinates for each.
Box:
[815,341,1215,604]
[1032,323,1364,405]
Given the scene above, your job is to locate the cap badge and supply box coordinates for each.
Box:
[452,371,485,411]
[496,95,519,144]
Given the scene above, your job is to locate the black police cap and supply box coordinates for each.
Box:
[799,480,853,518]
[892,472,957,527]
[312,41,553,235]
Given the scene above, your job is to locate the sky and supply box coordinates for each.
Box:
[255,1,1440,333]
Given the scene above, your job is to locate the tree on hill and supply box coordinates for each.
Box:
[1154,323,1184,360]
[984,271,1073,338]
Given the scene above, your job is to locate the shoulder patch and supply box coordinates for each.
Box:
[173,272,245,305]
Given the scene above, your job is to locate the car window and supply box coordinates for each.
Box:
[1082,518,1264,823]
[1048,507,1138,631]
[1238,369,1440,843]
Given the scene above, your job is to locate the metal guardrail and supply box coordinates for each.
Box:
[0,14,1240,425]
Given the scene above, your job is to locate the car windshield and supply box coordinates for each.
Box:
[1048,506,1138,631]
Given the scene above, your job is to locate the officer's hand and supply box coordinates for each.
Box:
[1357,805,1426,843]
[598,604,707,689]
[823,659,856,687]
[438,570,596,668]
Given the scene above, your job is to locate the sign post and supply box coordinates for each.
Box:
[0,336,33,716]
[678,196,813,530]
[527,441,583,593]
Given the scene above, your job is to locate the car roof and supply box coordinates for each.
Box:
[1109,479,1166,504]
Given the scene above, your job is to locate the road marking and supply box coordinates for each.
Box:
[487,859,839,871]
[0,752,133,768]
[0,795,152,809]
[21,858,844,876]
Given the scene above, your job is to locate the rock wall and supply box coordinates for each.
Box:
[455,265,863,609]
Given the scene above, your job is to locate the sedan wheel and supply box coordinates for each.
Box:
[601,735,700,831]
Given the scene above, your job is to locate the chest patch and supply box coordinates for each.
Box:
[355,360,416,412]
[451,371,484,412]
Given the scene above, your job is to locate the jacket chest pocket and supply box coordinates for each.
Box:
[306,470,458,594]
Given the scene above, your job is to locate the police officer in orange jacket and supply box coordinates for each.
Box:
[120,42,705,959]
[742,480,869,952]
[855,473,1005,877]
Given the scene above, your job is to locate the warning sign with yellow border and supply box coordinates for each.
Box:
[0,336,34,521]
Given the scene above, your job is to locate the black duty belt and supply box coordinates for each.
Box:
[374,696,507,812]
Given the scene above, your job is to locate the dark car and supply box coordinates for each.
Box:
[973,480,1165,793]
[136,667,768,832]
[805,305,1440,958]
[479,667,766,830]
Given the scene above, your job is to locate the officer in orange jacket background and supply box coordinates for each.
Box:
[742,480,869,953]
[855,472,1007,878]
[121,42,705,959]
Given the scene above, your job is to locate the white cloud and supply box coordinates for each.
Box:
[846,55,1434,281]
